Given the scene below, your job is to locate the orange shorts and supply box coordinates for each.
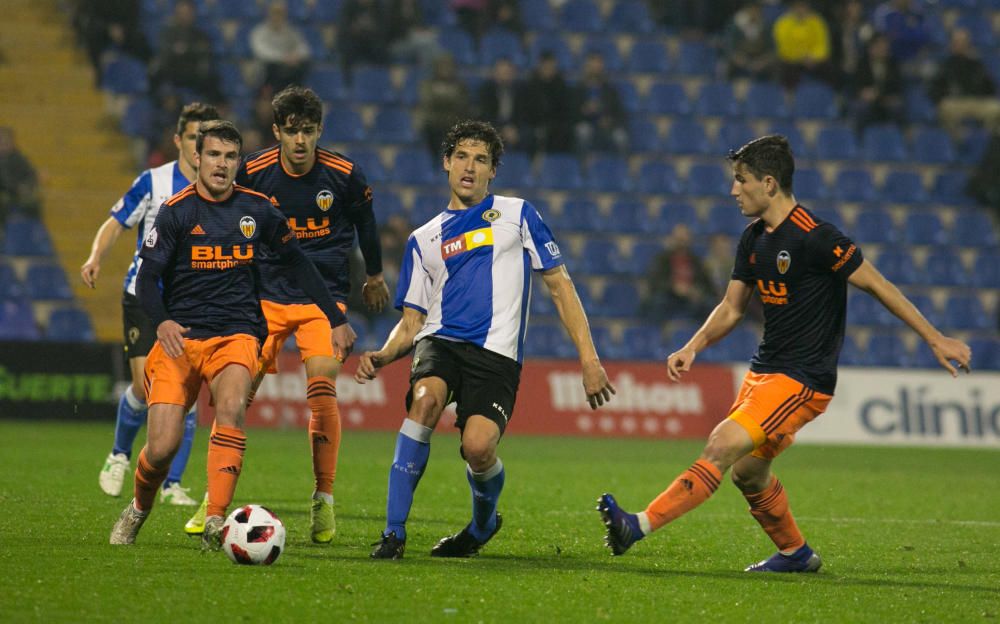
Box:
[727,371,832,460]
[144,334,260,408]
[259,300,348,374]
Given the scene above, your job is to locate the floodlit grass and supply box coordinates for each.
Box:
[2,420,998,622]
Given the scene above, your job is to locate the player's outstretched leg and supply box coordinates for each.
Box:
[745,543,822,573]
[159,408,198,505]
[109,499,149,545]
[371,419,433,559]
[597,493,644,555]
[185,492,208,535]
[431,513,503,558]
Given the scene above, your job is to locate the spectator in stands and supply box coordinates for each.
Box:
[250,1,311,95]
[574,53,628,156]
[477,57,530,153]
[149,0,222,103]
[772,1,836,90]
[72,0,150,86]
[416,54,471,158]
[721,2,776,81]
[928,28,1000,133]
[0,127,41,227]
[872,0,931,72]
[339,0,389,82]
[852,34,904,133]
[451,0,490,43]
[386,0,442,68]
[491,0,525,39]
[829,0,873,92]
[522,51,576,154]
[641,224,715,322]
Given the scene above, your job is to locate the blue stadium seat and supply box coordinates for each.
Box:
[538,154,583,190]
[663,119,711,155]
[704,203,747,236]
[585,154,632,192]
[812,206,846,231]
[960,128,991,165]
[643,80,692,116]
[867,331,910,367]
[969,337,999,371]
[713,121,755,153]
[874,248,919,285]
[518,0,556,31]
[911,127,956,164]
[607,1,655,34]
[46,307,95,342]
[121,97,154,138]
[307,66,347,101]
[911,341,943,369]
[922,247,969,287]
[559,0,603,32]
[625,242,662,275]
[815,124,859,161]
[794,168,828,200]
[597,282,641,318]
[375,189,405,216]
[370,107,416,144]
[3,218,54,257]
[437,28,478,65]
[906,293,945,327]
[411,191,448,223]
[480,29,527,68]
[627,40,670,74]
[635,159,682,194]
[0,300,40,340]
[848,292,881,327]
[349,148,386,183]
[902,211,947,245]
[743,82,789,119]
[25,264,73,301]
[300,25,328,60]
[943,293,992,331]
[881,170,929,204]
[628,118,661,153]
[904,87,937,124]
[862,124,908,162]
[833,168,876,202]
[558,198,600,232]
[579,35,624,73]
[839,334,868,366]
[350,66,396,104]
[391,147,436,185]
[766,121,810,158]
[322,106,366,143]
[0,265,25,302]
[954,12,996,48]
[496,151,533,188]
[971,250,1000,288]
[931,170,973,205]
[695,82,740,117]
[530,284,557,316]
[527,34,575,72]
[589,325,622,359]
[950,211,999,247]
[613,79,641,114]
[622,324,664,360]
[676,40,717,76]
[607,199,646,234]
[853,207,898,244]
[652,202,698,235]
[101,55,148,95]
[578,239,627,276]
[686,163,728,197]
[793,81,838,119]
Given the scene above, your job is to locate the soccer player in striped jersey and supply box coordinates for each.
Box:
[598,135,971,572]
[82,102,219,506]
[182,86,387,542]
[109,121,356,548]
[357,120,616,559]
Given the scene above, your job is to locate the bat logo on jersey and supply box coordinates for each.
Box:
[777,250,791,274]
[144,227,158,248]
[239,216,256,239]
[316,190,334,211]
[481,208,501,222]
[442,227,494,260]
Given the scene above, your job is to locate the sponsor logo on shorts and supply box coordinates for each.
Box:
[128,327,140,345]
[492,402,509,422]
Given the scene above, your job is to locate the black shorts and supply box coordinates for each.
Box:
[406,336,521,435]
[122,293,157,359]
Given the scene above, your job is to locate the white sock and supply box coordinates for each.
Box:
[124,385,146,411]
[636,511,652,536]
[313,491,334,504]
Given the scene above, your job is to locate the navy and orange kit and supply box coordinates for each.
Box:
[728,205,864,456]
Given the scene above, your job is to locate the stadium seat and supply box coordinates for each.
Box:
[852,206,898,244]
[559,0,603,32]
[437,28,478,65]
[766,121,810,158]
[537,154,583,190]
[815,124,859,161]
[969,337,999,371]
[25,264,73,301]
[867,332,910,367]
[643,80,692,116]
[954,12,996,48]
[496,151,533,188]
[607,199,646,234]
[579,35,624,73]
[930,170,973,205]
[596,282,641,318]
[743,82,789,119]
[209,0,264,21]
[704,203,747,237]
[46,307,95,342]
[793,81,838,119]
[904,87,937,124]
[663,119,711,155]
[881,170,929,205]
[911,341,943,369]
[943,294,992,331]
[350,66,396,104]
[480,29,527,68]
[614,79,641,114]
[628,118,661,153]
[849,292,882,327]
[676,40,717,76]
[518,0,556,31]
[972,250,1000,288]
[527,34,576,72]
[300,25,329,61]
[307,66,347,102]
[559,198,600,232]
[911,127,956,164]
[607,0,655,34]
[349,148,387,183]
[121,97,154,138]
[624,241,662,276]
[322,106,366,143]
[585,154,632,192]
[100,55,149,95]
[0,265,25,302]
[862,124,908,162]
[370,107,416,144]
[589,325,623,359]
[695,82,740,117]
[905,293,945,327]
[3,218,54,257]
[652,202,698,235]
[578,239,627,276]
[713,121,755,153]
[530,285,557,316]
[411,192,449,223]
[375,189,405,216]
[959,128,991,165]
[839,334,868,366]
[794,168,828,201]
[621,324,664,360]
[686,163,728,197]
[0,300,40,340]
[812,206,846,231]
[833,168,877,202]
[874,248,919,285]
[902,211,946,245]
[391,147,436,185]
[635,159,682,194]
[627,40,670,74]
[950,211,999,247]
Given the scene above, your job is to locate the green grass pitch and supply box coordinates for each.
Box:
[2,420,998,622]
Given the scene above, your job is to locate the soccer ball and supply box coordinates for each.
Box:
[222,504,286,565]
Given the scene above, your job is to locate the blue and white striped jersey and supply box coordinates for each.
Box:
[110,161,189,295]
[395,194,564,363]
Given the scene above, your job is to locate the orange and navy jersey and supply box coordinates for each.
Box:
[732,204,864,394]
[138,183,299,341]
[236,146,382,304]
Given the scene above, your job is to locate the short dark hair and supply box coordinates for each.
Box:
[441,120,504,168]
[196,120,242,154]
[176,102,220,136]
[728,135,794,193]
[272,85,324,127]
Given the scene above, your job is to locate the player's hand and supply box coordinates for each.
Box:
[80,259,100,288]
[929,335,972,377]
[157,320,190,358]
[331,322,357,361]
[354,351,384,383]
[362,275,390,313]
[666,346,697,382]
[582,358,616,410]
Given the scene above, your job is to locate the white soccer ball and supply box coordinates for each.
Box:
[222,504,286,565]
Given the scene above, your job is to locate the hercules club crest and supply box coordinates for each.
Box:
[240,216,256,238]
[777,250,791,275]
[316,190,334,211]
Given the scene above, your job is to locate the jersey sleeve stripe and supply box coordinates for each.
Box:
[789,212,816,232]
[164,185,197,206]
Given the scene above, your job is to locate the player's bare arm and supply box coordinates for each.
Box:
[541,265,616,409]
[666,279,754,382]
[848,259,972,376]
[81,217,126,288]
[355,307,426,383]
[362,273,390,313]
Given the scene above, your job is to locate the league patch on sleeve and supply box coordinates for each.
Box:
[144,227,158,248]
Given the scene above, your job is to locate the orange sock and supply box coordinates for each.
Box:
[743,476,805,553]
[134,448,169,512]
[307,376,341,495]
[206,423,246,518]
[644,459,722,532]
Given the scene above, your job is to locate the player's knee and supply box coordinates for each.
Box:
[461,429,497,470]
[145,439,178,467]
[730,467,768,493]
[213,395,246,426]
[408,394,444,427]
